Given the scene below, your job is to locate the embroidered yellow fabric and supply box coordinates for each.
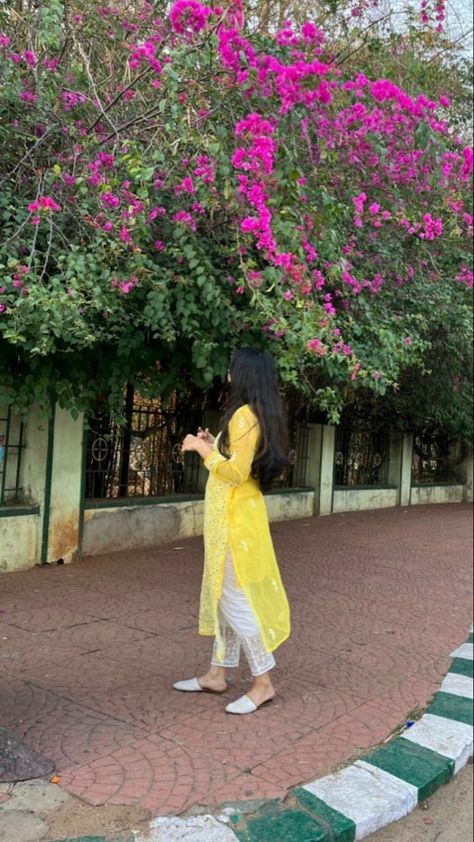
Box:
[200,404,291,660]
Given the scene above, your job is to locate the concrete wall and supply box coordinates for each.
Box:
[333,487,398,514]
[266,490,314,522]
[21,406,49,504]
[82,490,315,557]
[0,514,39,572]
[0,403,84,570]
[318,425,336,516]
[410,484,465,506]
[46,407,84,563]
[455,447,473,502]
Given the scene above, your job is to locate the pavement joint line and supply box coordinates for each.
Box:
[127,625,473,842]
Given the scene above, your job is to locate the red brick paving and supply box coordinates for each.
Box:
[0,503,472,816]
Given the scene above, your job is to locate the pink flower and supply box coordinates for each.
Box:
[20,90,37,104]
[27,196,61,213]
[455,265,474,288]
[173,210,197,230]
[169,0,212,34]
[148,206,167,222]
[419,213,443,240]
[352,192,367,213]
[23,50,37,67]
[307,338,327,356]
[283,290,293,301]
[154,240,165,251]
[350,364,361,381]
[404,336,412,346]
[0,34,11,48]
[112,275,139,294]
[301,22,325,44]
[120,226,133,244]
[43,57,60,71]
[369,202,380,215]
[461,146,473,180]
[101,192,120,208]
[175,176,196,194]
[61,90,86,111]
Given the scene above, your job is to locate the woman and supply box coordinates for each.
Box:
[173,348,291,714]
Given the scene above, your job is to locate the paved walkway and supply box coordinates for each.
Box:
[1,504,472,819]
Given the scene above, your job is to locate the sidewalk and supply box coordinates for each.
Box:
[0,503,472,838]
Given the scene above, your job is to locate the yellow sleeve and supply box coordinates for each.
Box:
[204,406,259,487]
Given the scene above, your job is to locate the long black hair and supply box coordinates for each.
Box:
[218,348,288,490]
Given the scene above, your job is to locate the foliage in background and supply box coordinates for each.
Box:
[0,0,472,437]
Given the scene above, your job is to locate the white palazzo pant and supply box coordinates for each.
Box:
[211,551,276,676]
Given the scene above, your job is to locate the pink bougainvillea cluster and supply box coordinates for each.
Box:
[0,0,472,408]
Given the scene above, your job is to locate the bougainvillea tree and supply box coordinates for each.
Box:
[0,0,472,433]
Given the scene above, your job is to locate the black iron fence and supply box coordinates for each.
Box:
[85,387,204,500]
[281,421,310,489]
[0,406,26,505]
[411,431,464,484]
[334,424,391,487]
[85,388,310,501]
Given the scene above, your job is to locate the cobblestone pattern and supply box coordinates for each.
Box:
[0,504,472,815]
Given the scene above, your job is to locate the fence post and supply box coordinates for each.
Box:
[399,432,413,506]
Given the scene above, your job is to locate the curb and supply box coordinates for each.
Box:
[131,626,473,842]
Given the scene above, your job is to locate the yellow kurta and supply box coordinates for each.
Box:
[200,404,291,659]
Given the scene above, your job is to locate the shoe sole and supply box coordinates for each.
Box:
[174,685,228,695]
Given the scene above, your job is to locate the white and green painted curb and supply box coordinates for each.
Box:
[133,625,473,842]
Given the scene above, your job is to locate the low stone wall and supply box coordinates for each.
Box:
[332,487,399,514]
[0,512,40,572]
[410,484,466,506]
[82,490,315,556]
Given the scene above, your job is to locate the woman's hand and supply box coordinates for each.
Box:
[182,433,213,461]
[181,434,200,453]
[197,427,215,444]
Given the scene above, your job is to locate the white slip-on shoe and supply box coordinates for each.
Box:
[225,694,274,715]
[173,677,227,694]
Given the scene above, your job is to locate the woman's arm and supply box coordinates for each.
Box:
[203,407,259,487]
